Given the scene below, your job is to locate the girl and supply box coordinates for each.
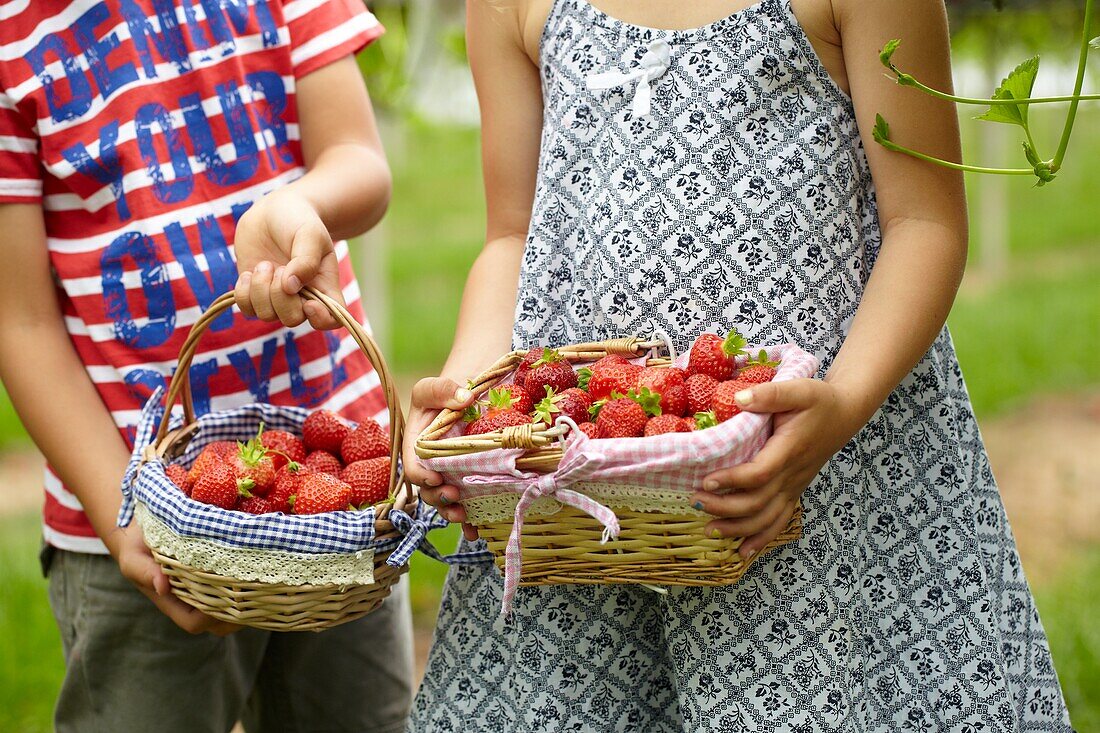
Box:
[403,0,1073,729]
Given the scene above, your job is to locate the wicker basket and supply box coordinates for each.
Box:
[139,288,415,632]
[416,337,801,589]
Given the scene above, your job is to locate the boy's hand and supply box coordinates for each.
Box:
[692,379,867,560]
[233,190,343,330]
[402,377,481,541]
[114,525,242,636]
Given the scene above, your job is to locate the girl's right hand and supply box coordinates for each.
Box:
[402,377,481,541]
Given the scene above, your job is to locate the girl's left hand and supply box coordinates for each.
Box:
[692,378,868,560]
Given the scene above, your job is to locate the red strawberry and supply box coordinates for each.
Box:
[230,427,276,496]
[260,430,306,470]
[187,441,235,484]
[302,410,351,453]
[513,347,546,389]
[292,472,353,515]
[341,419,390,464]
[712,379,755,422]
[736,349,780,384]
[591,354,630,372]
[269,462,307,513]
[577,422,601,439]
[304,450,343,477]
[637,367,688,416]
[595,397,648,438]
[165,464,191,494]
[239,496,274,515]
[687,329,748,381]
[191,462,249,510]
[342,457,391,507]
[644,414,691,437]
[534,387,592,426]
[466,409,532,436]
[587,362,642,401]
[685,374,719,414]
[483,386,534,419]
[524,349,578,397]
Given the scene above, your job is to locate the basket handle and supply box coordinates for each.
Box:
[155,288,406,492]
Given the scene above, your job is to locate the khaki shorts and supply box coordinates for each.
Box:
[44,546,413,733]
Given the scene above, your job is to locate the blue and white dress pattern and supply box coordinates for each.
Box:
[409,0,1073,730]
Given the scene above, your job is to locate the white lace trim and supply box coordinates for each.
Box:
[136,503,376,586]
[462,481,707,525]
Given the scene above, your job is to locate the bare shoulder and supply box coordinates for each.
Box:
[789,0,847,94]
[467,0,552,64]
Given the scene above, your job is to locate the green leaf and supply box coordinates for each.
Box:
[627,387,663,417]
[975,56,1040,130]
[577,367,592,391]
[872,114,891,145]
[693,412,718,431]
[879,39,901,69]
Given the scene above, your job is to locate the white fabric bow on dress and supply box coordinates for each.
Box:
[586,37,672,117]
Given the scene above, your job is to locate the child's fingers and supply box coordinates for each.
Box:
[461,523,480,542]
[302,300,340,331]
[248,262,278,321]
[734,378,818,414]
[690,485,775,519]
[704,491,788,540]
[702,432,795,492]
[737,501,798,560]
[284,220,332,290]
[412,378,474,411]
[269,266,307,327]
[234,272,257,319]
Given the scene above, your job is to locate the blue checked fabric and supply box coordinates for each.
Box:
[119,387,483,567]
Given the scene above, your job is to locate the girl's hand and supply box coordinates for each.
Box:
[692,379,868,560]
[402,377,481,541]
[232,189,343,330]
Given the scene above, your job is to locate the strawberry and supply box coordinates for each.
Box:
[482,386,534,419]
[292,472,353,515]
[591,354,630,372]
[533,387,592,426]
[342,457,391,507]
[230,427,276,496]
[304,450,343,477]
[239,496,274,515]
[269,462,307,513]
[191,462,249,510]
[187,441,235,484]
[341,419,390,464]
[712,379,755,422]
[165,464,191,494]
[577,422,601,439]
[302,410,351,453]
[687,329,748,381]
[466,409,532,436]
[523,349,578,397]
[587,362,642,401]
[637,367,688,416]
[513,347,546,389]
[644,414,691,436]
[595,396,648,439]
[736,349,780,384]
[685,374,719,415]
[260,430,306,470]
[692,411,719,430]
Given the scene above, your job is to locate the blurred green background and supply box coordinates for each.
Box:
[2,1,1099,731]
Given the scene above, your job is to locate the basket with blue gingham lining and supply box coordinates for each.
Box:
[118,289,481,632]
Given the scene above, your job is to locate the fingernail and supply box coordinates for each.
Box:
[740,547,757,560]
[238,272,251,286]
[735,389,754,406]
[692,500,704,511]
[255,261,272,274]
[425,476,442,487]
[704,480,719,492]
[455,389,472,402]
[438,494,449,504]
[286,274,302,292]
[710,529,723,539]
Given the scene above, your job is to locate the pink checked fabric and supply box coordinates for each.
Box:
[423,342,820,613]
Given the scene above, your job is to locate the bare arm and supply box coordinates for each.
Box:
[402,0,545,528]
[698,0,968,556]
[234,56,392,330]
[0,204,236,634]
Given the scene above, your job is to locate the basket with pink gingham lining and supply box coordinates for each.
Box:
[417,337,820,614]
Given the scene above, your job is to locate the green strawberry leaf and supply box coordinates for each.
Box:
[487,387,514,411]
[721,328,748,358]
[533,395,561,424]
[694,411,718,431]
[461,405,481,423]
[628,387,663,417]
[747,349,780,368]
[577,367,593,391]
[588,399,607,420]
[975,56,1039,130]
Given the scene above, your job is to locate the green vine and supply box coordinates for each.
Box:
[874,0,1097,186]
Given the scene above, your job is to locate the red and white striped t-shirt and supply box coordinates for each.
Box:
[0,0,386,554]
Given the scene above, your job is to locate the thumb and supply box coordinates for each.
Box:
[282,220,334,294]
[412,377,475,411]
[734,379,816,414]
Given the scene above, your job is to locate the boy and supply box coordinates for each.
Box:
[0,1,410,731]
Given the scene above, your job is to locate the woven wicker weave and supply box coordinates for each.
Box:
[143,288,414,632]
[415,337,801,588]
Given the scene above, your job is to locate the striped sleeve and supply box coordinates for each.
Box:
[0,90,41,203]
[285,0,384,79]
